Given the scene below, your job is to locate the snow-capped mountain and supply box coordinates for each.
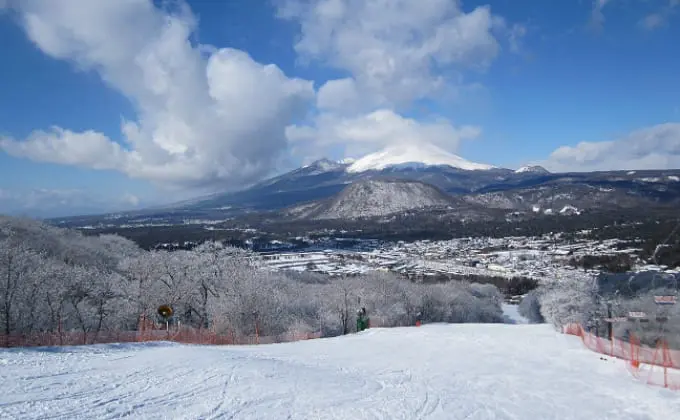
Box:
[286,179,454,220]
[515,165,550,174]
[347,143,495,173]
[300,158,348,175]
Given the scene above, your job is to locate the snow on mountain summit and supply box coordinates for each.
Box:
[515,165,550,174]
[299,158,347,175]
[346,143,495,173]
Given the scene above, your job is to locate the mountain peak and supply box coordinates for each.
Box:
[346,143,495,173]
[301,158,347,173]
[515,165,550,174]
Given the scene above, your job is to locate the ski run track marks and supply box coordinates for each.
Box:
[1,323,679,419]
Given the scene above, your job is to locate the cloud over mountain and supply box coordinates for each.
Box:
[0,0,314,189]
[277,0,522,160]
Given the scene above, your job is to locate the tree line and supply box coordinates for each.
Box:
[519,271,680,349]
[0,216,505,343]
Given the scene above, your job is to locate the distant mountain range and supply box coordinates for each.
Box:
[49,144,680,226]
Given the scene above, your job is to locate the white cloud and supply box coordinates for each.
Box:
[589,0,612,30]
[278,0,517,160]
[542,123,680,172]
[0,127,128,170]
[508,24,527,53]
[589,0,677,31]
[279,0,508,109]
[639,0,678,30]
[286,109,481,158]
[316,78,367,114]
[2,0,522,194]
[0,0,314,189]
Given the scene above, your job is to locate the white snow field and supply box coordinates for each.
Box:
[2,324,679,419]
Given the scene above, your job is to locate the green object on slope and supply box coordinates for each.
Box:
[357,316,369,332]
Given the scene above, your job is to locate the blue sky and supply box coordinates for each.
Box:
[1,0,679,217]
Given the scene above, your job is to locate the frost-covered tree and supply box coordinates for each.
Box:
[538,277,598,328]
[0,216,508,346]
[518,290,545,324]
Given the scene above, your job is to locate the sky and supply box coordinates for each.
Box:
[0,0,679,217]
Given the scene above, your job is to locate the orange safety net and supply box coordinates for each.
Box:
[563,323,680,390]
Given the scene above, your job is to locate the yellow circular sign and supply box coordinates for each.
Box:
[158,305,173,319]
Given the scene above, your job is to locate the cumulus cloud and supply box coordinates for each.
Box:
[542,123,680,172]
[279,0,508,109]
[277,0,517,160]
[0,0,314,189]
[0,127,128,170]
[287,109,481,158]
[2,0,523,193]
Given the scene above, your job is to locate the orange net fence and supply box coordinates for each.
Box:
[563,323,680,390]
[0,328,323,348]
[0,311,404,349]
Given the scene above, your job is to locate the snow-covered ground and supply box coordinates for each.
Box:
[2,324,679,419]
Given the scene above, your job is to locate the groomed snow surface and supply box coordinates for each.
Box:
[2,324,679,419]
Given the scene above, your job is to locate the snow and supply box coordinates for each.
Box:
[515,165,549,174]
[2,324,678,419]
[560,205,581,215]
[301,159,346,174]
[347,143,495,173]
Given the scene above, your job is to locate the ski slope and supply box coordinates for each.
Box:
[1,324,679,419]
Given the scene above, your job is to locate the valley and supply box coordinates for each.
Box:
[44,146,680,287]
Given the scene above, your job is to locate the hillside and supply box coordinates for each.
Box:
[1,324,677,419]
[285,179,455,220]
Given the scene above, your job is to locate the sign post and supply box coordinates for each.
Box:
[158,305,174,336]
[654,294,675,386]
